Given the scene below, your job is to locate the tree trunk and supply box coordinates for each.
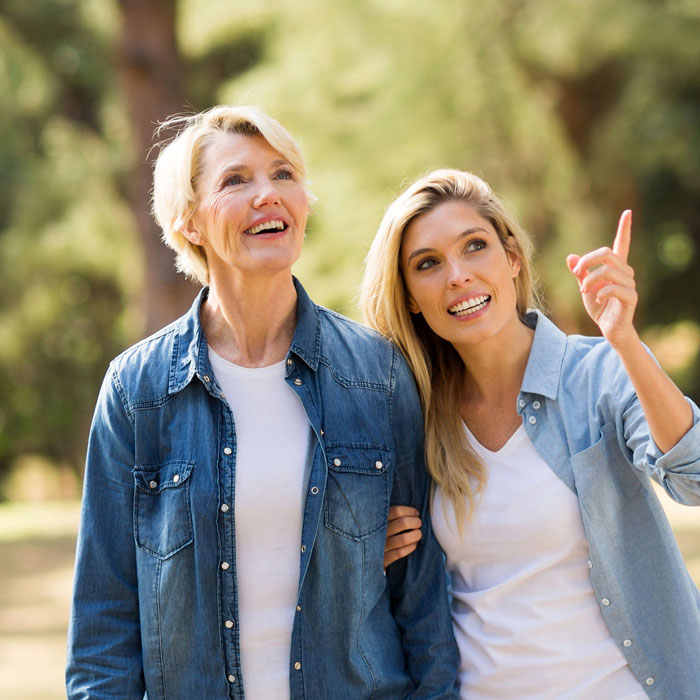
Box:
[117,0,198,334]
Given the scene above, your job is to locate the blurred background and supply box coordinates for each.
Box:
[0,0,699,698]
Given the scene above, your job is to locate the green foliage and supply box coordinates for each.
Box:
[1,0,699,486]
[0,2,136,477]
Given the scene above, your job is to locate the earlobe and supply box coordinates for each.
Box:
[406,294,420,314]
[182,222,205,246]
[508,253,521,278]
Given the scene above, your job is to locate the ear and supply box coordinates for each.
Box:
[406,293,421,314]
[507,250,521,278]
[182,219,205,246]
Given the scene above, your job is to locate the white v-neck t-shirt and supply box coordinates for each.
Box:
[431,423,647,700]
[209,348,312,700]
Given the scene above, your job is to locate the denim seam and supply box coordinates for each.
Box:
[316,355,389,391]
[156,558,168,700]
[111,366,135,428]
[357,539,377,699]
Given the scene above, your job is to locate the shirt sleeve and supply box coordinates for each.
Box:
[621,386,700,505]
[385,348,460,699]
[66,365,146,699]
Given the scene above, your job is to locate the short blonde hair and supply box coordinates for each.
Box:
[152,105,311,285]
[361,169,541,527]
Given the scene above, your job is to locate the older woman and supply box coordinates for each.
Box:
[361,169,700,699]
[66,107,459,700]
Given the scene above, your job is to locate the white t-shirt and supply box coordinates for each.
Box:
[431,423,648,700]
[209,348,312,700]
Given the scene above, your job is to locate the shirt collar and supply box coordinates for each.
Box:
[520,309,567,401]
[168,277,321,394]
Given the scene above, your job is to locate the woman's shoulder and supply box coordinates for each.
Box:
[314,304,410,390]
[528,310,633,400]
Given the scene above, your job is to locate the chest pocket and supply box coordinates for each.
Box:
[324,445,390,541]
[134,460,194,559]
[571,422,643,522]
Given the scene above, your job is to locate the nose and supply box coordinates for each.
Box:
[446,257,472,288]
[252,177,281,208]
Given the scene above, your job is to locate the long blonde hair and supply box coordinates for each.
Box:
[361,169,540,527]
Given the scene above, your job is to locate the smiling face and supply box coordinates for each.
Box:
[400,199,522,351]
[187,131,309,284]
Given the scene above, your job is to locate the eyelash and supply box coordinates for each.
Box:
[415,239,487,270]
[223,168,294,187]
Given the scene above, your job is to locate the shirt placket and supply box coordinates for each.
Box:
[285,356,327,699]
[205,373,245,699]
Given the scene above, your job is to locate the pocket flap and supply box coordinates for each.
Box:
[134,460,194,494]
[326,446,390,475]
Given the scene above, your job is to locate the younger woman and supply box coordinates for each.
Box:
[361,169,700,699]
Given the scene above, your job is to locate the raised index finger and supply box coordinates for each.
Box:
[613,209,632,263]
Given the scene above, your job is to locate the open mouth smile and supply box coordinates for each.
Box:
[448,295,490,317]
[244,219,289,235]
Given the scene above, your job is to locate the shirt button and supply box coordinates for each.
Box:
[173,474,180,483]
[333,458,342,466]
[228,674,236,683]
[587,559,593,568]
[287,358,293,366]
[294,378,302,386]
[375,461,383,470]
[528,416,537,425]
[149,480,158,489]
[223,447,232,455]
[645,678,655,686]
[294,661,301,671]
[220,503,230,512]
[300,545,306,553]
[320,429,325,436]
[203,375,211,383]
[533,400,541,409]
[221,561,230,570]
[623,639,632,647]
[220,392,226,398]
[296,605,301,612]
[519,399,526,407]
[225,619,234,628]
[601,597,610,606]
[310,486,319,495]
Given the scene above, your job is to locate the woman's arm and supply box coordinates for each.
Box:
[66,367,144,699]
[384,505,422,569]
[567,210,693,453]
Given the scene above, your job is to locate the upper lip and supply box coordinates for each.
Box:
[447,293,490,314]
[243,214,290,234]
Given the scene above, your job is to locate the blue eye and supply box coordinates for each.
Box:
[275,169,294,180]
[416,258,438,271]
[466,239,486,252]
[223,175,243,186]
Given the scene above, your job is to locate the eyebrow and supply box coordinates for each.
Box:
[406,226,489,263]
[217,158,291,175]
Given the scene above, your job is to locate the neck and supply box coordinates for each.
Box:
[203,270,298,368]
[456,315,534,406]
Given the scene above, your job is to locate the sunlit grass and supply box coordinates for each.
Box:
[0,500,80,543]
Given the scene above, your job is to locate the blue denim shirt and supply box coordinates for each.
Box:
[66,280,459,700]
[519,311,700,699]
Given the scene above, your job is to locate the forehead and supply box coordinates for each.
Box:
[198,131,284,183]
[403,200,495,248]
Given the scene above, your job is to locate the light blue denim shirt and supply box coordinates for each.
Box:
[519,311,700,698]
[66,279,459,700]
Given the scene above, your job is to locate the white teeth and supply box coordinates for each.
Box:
[245,219,285,234]
[448,295,489,315]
